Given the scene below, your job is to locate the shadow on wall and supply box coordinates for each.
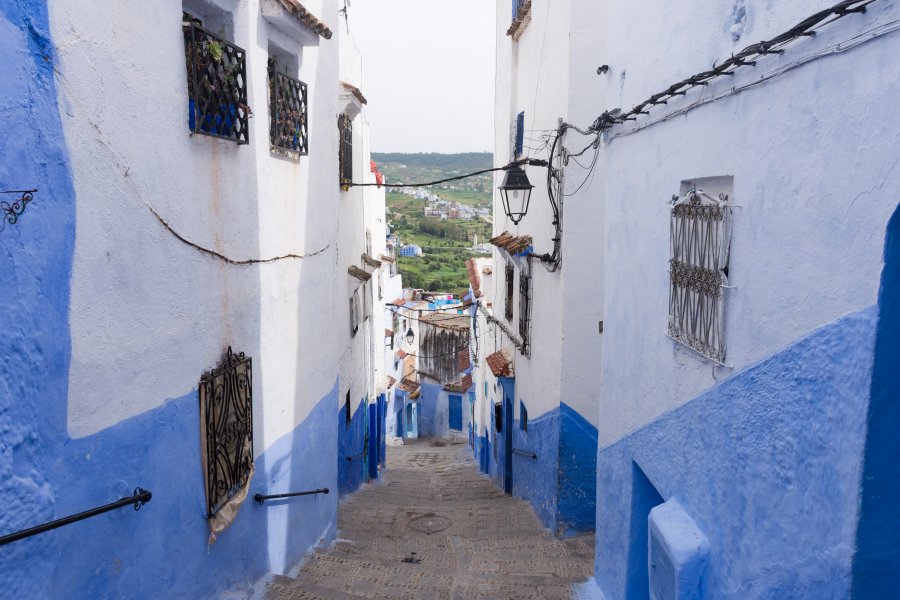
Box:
[625,462,664,600]
[853,202,900,598]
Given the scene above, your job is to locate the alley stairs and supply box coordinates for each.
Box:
[266,440,594,600]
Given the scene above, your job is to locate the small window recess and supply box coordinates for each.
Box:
[520,401,528,432]
[345,390,351,428]
[504,262,515,322]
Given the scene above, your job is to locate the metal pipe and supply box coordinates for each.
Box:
[512,448,537,460]
[345,452,365,462]
[0,488,152,547]
[254,488,329,505]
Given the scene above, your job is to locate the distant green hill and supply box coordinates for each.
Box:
[372,152,492,172]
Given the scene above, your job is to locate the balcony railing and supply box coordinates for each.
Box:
[268,59,308,156]
[183,21,250,144]
[339,113,353,190]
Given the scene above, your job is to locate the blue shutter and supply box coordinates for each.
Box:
[515,111,525,158]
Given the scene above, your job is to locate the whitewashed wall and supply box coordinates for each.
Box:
[597,0,900,446]
[51,0,343,452]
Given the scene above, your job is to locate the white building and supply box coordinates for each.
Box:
[0,0,395,597]
[479,0,900,598]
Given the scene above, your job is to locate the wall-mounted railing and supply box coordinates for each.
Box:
[0,488,151,546]
[512,448,537,460]
[254,488,329,505]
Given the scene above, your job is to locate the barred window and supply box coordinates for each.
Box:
[339,113,353,190]
[183,17,249,144]
[518,272,531,353]
[668,189,732,364]
[505,262,514,322]
[199,347,253,519]
[267,57,308,156]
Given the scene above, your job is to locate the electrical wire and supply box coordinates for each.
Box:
[350,164,515,188]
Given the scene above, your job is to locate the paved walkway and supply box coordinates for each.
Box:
[266,439,594,599]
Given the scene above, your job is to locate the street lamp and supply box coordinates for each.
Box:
[405,327,415,345]
[498,164,534,225]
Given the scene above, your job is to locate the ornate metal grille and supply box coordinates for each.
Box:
[199,347,253,518]
[183,21,250,144]
[268,58,308,156]
[339,113,353,190]
[518,273,531,353]
[668,191,732,364]
[504,262,514,322]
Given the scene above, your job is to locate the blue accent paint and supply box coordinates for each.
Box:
[501,380,514,494]
[449,394,463,431]
[416,382,447,437]
[378,394,386,470]
[511,407,559,531]
[853,204,900,597]
[625,463,665,600]
[0,3,78,596]
[594,309,878,599]
[557,402,598,535]
[368,401,379,480]
[338,397,368,497]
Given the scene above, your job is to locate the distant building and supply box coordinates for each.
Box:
[398,245,423,258]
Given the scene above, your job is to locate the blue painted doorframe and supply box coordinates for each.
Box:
[368,399,378,480]
[449,394,463,431]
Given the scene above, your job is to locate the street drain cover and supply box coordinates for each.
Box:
[409,514,452,534]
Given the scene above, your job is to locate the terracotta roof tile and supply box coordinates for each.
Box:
[490,231,533,255]
[348,265,371,282]
[391,298,406,307]
[396,349,408,360]
[386,376,396,388]
[457,349,471,372]
[506,0,532,39]
[276,0,333,39]
[444,374,473,393]
[385,328,394,337]
[398,377,420,393]
[341,82,368,105]
[486,350,514,378]
[465,258,482,298]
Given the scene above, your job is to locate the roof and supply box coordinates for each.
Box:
[341,82,368,105]
[506,0,532,39]
[276,0,333,39]
[361,254,382,269]
[385,329,394,337]
[395,349,408,360]
[457,349,471,372]
[444,374,473,393]
[391,298,406,307]
[347,265,371,282]
[486,350,514,378]
[490,231,533,255]
[386,375,396,388]
[466,258,483,298]
[419,313,471,331]
[398,377,420,393]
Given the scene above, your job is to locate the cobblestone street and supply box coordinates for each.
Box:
[266,440,595,599]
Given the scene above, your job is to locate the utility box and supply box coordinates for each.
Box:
[649,499,710,600]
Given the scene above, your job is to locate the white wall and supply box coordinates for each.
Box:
[597,0,900,446]
[51,0,343,452]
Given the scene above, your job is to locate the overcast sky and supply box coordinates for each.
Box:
[344,0,496,154]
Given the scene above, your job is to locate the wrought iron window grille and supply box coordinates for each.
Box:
[504,262,515,322]
[518,273,531,354]
[1,189,36,232]
[183,20,250,145]
[339,113,353,190]
[268,58,308,157]
[199,347,253,519]
[667,190,733,365]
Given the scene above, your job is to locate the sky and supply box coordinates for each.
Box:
[344,0,496,154]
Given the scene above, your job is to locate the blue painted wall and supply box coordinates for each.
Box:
[853,204,900,597]
[448,394,463,431]
[595,308,877,599]
[338,397,368,497]
[511,406,560,531]
[557,402,598,535]
[416,382,448,438]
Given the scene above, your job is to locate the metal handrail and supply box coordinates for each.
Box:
[254,488,329,505]
[0,488,152,547]
[512,448,537,460]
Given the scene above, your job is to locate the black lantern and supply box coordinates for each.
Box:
[405,327,415,345]
[498,164,533,225]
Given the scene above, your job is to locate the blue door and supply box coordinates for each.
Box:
[449,394,463,431]
[405,402,418,439]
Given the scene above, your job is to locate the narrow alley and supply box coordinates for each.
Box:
[267,440,595,600]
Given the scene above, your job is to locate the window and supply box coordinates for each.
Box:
[505,262,514,322]
[199,347,253,518]
[514,111,525,158]
[349,288,362,337]
[338,113,353,189]
[520,401,528,432]
[267,56,308,156]
[183,14,249,144]
[518,272,531,352]
[668,184,732,364]
[345,390,351,427]
[494,402,503,432]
